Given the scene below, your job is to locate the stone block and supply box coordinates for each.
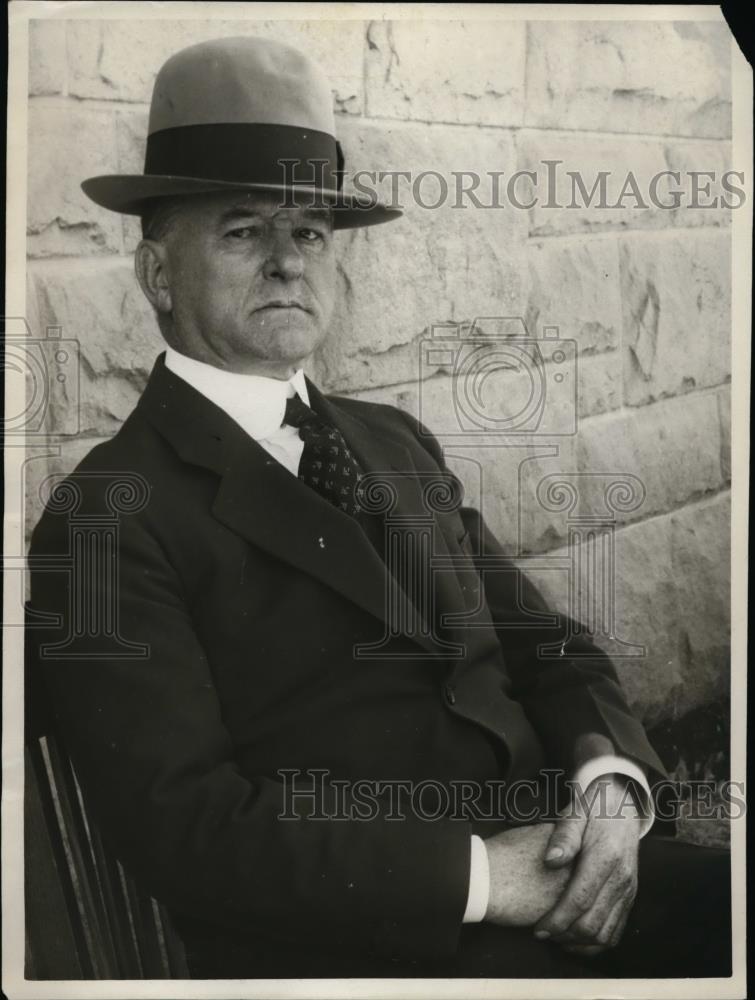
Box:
[316,120,526,393]
[620,230,730,405]
[27,105,123,257]
[526,236,622,353]
[525,21,732,138]
[365,20,525,126]
[29,19,67,95]
[607,515,685,721]
[662,139,736,227]
[115,109,147,175]
[347,340,621,429]
[670,492,731,706]
[517,132,733,238]
[577,393,723,526]
[520,493,730,728]
[577,350,622,420]
[66,19,365,112]
[28,260,162,436]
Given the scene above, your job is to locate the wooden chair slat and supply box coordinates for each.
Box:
[89,823,145,978]
[127,882,172,979]
[157,900,191,979]
[25,745,86,979]
[42,736,120,978]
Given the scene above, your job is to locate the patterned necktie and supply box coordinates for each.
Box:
[284,393,364,517]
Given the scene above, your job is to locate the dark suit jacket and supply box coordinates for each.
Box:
[28,354,665,966]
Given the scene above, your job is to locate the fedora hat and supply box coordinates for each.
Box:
[81,36,401,229]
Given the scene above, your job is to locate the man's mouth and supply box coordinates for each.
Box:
[255,301,310,313]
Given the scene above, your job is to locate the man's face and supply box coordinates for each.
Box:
[148,191,337,376]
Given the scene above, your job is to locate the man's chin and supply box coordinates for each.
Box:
[244,318,324,366]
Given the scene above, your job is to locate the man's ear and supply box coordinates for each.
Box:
[135,239,172,316]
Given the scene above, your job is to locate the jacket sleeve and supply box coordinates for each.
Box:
[396,409,667,786]
[27,472,472,962]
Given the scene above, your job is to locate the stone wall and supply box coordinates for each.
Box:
[24,18,733,835]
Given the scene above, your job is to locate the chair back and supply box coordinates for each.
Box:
[25,609,188,979]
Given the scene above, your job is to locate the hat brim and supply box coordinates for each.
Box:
[81,175,402,230]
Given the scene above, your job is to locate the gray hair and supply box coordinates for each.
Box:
[139,197,189,241]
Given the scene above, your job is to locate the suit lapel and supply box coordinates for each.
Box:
[140,357,452,658]
[308,380,470,657]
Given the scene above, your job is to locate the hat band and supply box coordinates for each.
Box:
[144,123,344,192]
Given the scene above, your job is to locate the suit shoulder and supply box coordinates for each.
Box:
[53,408,172,478]
[326,393,423,441]
[29,410,173,548]
[327,393,443,463]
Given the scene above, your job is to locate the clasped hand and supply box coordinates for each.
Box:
[484,776,641,955]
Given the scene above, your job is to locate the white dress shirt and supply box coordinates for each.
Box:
[164,346,655,925]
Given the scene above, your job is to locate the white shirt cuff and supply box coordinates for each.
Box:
[571,754,655,838]
[462,835,490,923]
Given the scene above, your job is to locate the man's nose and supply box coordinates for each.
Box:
[262,230,305,282]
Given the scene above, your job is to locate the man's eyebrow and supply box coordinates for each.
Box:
[217,206,264,225]
[300,208,333,222]
[217,206,333,226]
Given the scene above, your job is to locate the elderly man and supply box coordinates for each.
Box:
[28,36,730,980]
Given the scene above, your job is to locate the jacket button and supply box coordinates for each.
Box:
[444,683,457,706]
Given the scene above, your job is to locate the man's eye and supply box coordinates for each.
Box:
[297,228,325,243]
[227,226,259,239]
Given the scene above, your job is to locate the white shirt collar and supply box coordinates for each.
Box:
[164,347,310,441]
